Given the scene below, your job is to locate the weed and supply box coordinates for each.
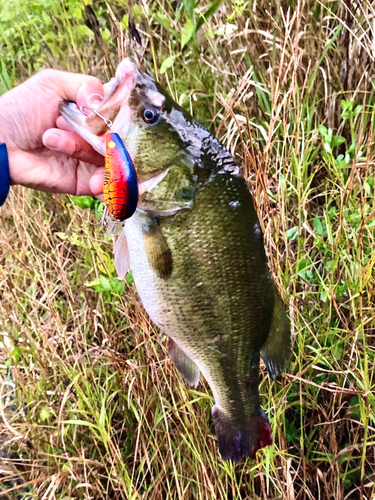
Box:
[0,1,375,499]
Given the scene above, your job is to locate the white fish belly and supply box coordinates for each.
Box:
[124,211,226,405]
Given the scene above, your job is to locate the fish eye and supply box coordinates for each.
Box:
[142,105,160,125]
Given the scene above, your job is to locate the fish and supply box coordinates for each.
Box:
[59,58,291,462]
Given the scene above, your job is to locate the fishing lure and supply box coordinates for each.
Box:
[104,132,138,221]
[81,96,138,222]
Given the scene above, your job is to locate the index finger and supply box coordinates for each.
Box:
[55,71,104,104]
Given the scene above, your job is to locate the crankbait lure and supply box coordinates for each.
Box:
[81,95,138,222]
[104,132,138,221]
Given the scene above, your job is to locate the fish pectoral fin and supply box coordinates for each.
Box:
[142,218,173,279]
[114,228,130,279]
[168,338,200,388]
[260,289,291,380]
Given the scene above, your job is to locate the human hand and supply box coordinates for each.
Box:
[0,69,105,197]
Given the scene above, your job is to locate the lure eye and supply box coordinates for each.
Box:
[142,105,160,125]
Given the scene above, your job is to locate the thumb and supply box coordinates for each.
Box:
[35,69,104,104]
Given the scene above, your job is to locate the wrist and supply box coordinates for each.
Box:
[0,143,10,206]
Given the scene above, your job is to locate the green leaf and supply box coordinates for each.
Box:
[307,24,343,94]
[318,124,328,139]
[183,0,195,21]
[286,226,299,241]
[324,142,331,154]
[11,346,21,362]
[313,217,324,235]
[0,61,14,95]
[73,7,83,20]
[154,11,180,38]
[84,278,101,288]
[99,275,111,291]
[99,398,107,431]
[196,0,224,33]
[75,25,94,40]
[40,406,53,422]
[330,135,345,148]
[63,419,98,430]
[181,18,195,48]
[285,420,297,442]
[125,271,134,285]
[111,280,125,294]
[298,258,314,281]
[340,100,353,111]
[160,55,175,74]
[341,109,351,119]
[70,195,95,209]
[122,14,129,30]
[133,4,142,22]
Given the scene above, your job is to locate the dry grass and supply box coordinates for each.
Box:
[0,0,375,499]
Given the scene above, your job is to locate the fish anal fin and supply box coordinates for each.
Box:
[114,228,130,279]
[142,219,173,279]
[260,289,291,380]
[168,338,200,388]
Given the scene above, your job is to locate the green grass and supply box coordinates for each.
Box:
[0,0,375,498]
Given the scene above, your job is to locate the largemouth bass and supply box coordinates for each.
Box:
[60,59,290,462]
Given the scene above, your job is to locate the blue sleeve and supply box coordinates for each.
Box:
[0,143,10,206]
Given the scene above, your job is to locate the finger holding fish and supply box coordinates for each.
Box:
[43,128,105,166]
[43,76,105,163]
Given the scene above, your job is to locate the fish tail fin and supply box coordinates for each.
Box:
[212,405,272,462]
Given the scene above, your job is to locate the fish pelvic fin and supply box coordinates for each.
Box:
[212,405,272,462]
[260,288,291,380]
[168,338,200,388]
[114,228,130,279]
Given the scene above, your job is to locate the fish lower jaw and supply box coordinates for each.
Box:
[59,101,106,156]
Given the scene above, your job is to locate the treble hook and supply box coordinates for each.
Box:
[89,206,108,227]
[80,94,113,128]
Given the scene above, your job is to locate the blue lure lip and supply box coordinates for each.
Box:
[104,132,138,221]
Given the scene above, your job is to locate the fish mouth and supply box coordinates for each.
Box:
[58,100,107,156]
[59,58,167,194]
[59,58,138,158]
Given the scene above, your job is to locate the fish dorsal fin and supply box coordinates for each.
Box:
[142,218,173,279]
[114,228,130,279]
[168,338,200,388]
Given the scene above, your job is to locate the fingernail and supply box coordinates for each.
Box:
[45,132,62,150]
[90,96,103,108]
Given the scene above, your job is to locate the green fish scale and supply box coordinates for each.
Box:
[126,169,275,423]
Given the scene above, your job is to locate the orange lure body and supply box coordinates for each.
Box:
[103,132,138,221]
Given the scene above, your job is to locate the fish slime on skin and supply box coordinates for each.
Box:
[104,132,138,221]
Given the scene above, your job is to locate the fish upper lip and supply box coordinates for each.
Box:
[91,58,138,135]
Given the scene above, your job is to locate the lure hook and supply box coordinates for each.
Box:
[88,206,108,227]
[80,94,113,128]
